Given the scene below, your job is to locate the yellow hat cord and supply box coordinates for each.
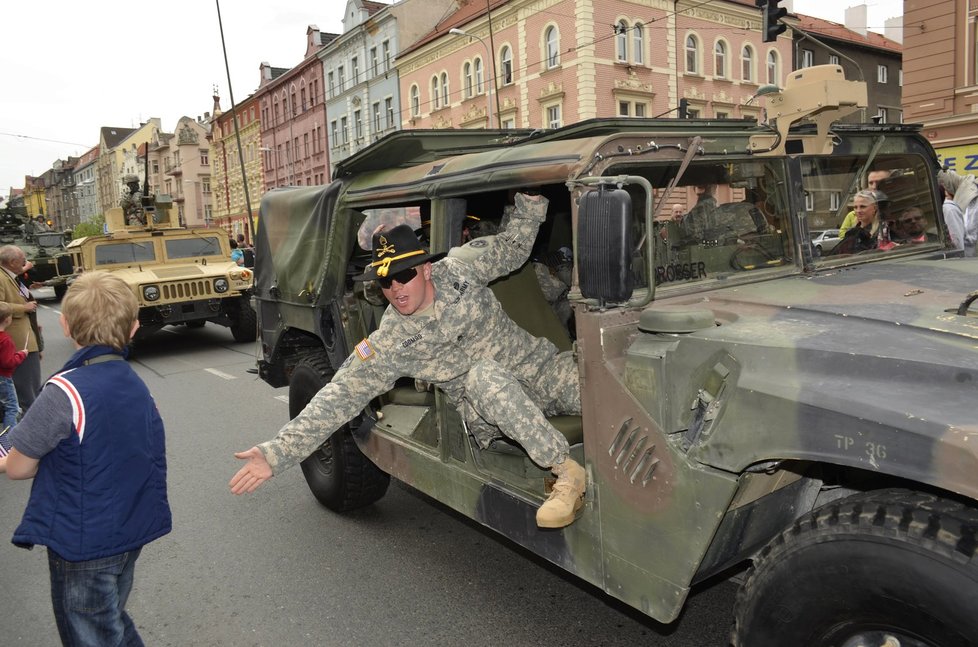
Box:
[371,250,426,277]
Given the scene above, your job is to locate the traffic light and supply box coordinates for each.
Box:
[760,0,787,43]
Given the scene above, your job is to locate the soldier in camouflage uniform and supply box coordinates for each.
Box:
[231,193,586,528]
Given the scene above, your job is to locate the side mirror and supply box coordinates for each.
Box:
[577,186,633,304]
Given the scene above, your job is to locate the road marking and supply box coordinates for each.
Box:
[275,395,289,403]
[205,368,237,380]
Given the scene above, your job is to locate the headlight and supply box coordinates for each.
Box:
[214,278,229,293]
[143,285,160,301]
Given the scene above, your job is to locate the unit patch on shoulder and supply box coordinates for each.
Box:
[354,338,375,361]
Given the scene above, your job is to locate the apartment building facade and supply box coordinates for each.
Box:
[903,0,978,177]
[210,93,264,243]
[96,119,161,218]
[257,26,336,191]
[73,146,100,224]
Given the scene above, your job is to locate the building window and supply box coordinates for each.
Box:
[301,87,307,111]
[742,45,754,82]
[714,40,727,79]
[410,85,420,117]
[501,46,513,84]
[501,117,515,129]
[373,102,381,132]
[546,104,561,128]
[804,191,814,212]
[432,76,440,109]
[370,47,378,76]
[618,100,629,116]
[200,150,209,166]
[202,178,211,193]
[382,40,391,72]
[876,107,888,124]
[715,110,728,119]
[686,107,700,118]
[633,23,644,65]
[877,64,888,83]
[328,72,334,98]
[767,50,779,85]
[685,35,699,74]
[440,72,449,107]
[352,57,360,84]
[829,192,841,211]
[354,110,362,140]
[545,26,559,69]
[341,116,349,144]
[616,20,628,62]
[385,97,394,129]
[338,66,345,92]
[829,54,840,65]
[801,48,814,68]
[475,57,484,94]
[464,62,473,98]
[618,100,648,117]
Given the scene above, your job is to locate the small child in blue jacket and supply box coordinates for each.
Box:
[0,271,171,646]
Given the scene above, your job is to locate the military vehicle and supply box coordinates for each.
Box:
[65,187,256,342]
[254,65,978,646]
[0,209,72,298]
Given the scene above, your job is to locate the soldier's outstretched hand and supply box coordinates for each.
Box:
[230,447,272,494]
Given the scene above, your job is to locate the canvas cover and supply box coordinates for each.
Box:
[255,182,341,302]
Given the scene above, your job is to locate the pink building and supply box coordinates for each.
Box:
[257,26,338,189]
[396,0,792,130]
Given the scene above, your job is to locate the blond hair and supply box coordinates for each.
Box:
[61,272,138,350]
[0,301,11,325]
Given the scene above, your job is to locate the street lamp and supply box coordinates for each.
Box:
[449,28,495,128]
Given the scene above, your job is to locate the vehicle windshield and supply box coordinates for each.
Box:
[801,152,941,256]
[165,236,224,259]
[619,157,794,290]
[94,242,156,265]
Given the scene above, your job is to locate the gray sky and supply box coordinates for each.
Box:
[0,0,901,201]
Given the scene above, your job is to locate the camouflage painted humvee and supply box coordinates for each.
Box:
[255,66,978,646]
[66,201,256,341]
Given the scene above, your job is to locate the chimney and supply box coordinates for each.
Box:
[884,16,903,44]
[845,4,868,37]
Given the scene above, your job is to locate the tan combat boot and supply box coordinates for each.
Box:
[536,457,586,528]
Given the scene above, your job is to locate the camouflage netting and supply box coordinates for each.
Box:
[255,183,340,301]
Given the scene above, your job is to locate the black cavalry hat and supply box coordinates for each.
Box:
[353,224,445,282]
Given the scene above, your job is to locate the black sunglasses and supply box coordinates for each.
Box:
[377,267,418,289]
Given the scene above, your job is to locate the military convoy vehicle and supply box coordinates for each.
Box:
[253,65,978,645]
[0,210,72,298]
[65,195,256,341]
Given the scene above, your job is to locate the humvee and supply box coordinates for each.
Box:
[66,200,256,341]
[0,211,73,298]
[254,66,978,645]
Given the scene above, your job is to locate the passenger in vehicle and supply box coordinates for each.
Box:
[838,169,891,237]
[231,193,587,529]
[891,207,937,244]
[834,189,892,254]
[937,169,978,257]
[677,184,719,242]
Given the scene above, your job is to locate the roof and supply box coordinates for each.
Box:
[362,0,389,17]
[100,126,136,149]
[794,13,902,54]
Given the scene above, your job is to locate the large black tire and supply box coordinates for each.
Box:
[290,355,389,512]
[732,488,978,647]
[229,302,257,342]
[53,283,68,300]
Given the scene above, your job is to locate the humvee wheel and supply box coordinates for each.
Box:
[733,489,978,647]
[53,284,68,300]
[229,302,257,342]
[290,355,389,512]
[186,320,206,329]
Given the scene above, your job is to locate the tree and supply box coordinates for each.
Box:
[71,214,106,239]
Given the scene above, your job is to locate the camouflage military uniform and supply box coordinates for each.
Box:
[259,194,580,474]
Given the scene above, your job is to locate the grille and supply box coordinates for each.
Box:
[162,280,213,300]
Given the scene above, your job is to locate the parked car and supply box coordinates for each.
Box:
[811,228,842,255]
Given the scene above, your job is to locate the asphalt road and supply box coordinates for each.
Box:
[0,292,738,646]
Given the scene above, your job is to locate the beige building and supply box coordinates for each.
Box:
[209,93,264,243]
[903,0,978,176]
[96,119,161,217]
[147,117,213,227]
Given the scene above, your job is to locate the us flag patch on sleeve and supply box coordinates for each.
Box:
[354,338,375,361]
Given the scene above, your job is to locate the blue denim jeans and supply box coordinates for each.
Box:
[47,548,145,647]
[0,375,19,429]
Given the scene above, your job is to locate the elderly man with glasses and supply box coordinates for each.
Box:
[231,193,586,529]
[0,246,41,413]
